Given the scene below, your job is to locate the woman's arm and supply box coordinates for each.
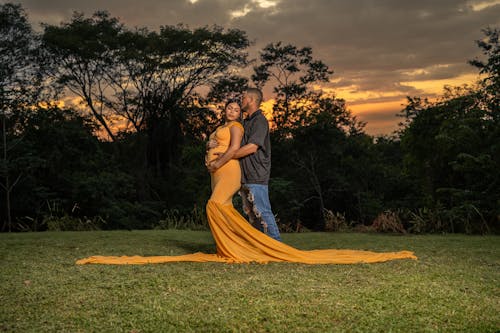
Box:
[207,126,244,172]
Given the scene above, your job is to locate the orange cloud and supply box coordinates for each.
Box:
[347,100,407,135]
[400,73,481,94]
[328,72,482,135]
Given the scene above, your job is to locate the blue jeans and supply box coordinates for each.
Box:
[241,184,282,241]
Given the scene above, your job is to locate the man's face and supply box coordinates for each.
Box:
[240,93,251,111]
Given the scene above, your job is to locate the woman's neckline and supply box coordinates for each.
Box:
[222,120,238,127]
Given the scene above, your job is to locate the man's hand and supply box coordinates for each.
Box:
[207,159,221,173]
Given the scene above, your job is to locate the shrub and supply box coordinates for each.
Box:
[371,210,406,233]
[323,209,349,232]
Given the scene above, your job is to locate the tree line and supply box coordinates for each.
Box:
[1,3,498,233]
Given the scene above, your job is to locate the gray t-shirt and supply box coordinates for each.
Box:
[240,109,271,185]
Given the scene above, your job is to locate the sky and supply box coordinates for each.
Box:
[7,0,500,135]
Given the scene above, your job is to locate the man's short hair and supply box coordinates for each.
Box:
[246,87,263,106]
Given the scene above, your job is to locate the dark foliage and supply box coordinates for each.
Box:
[1,4,498,233]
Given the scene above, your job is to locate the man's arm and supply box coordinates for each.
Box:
[212,142,258,160]
[233,143,258,159]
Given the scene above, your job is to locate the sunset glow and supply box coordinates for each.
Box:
[400,73,481,95]
[326,72,484,135]
[471,0,500,11]
[18,0,499,136]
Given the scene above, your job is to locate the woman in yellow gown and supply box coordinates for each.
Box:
[76,100,416,265]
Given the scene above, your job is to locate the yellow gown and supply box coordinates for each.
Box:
[76,121,416,265]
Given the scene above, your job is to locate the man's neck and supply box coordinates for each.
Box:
[246,107,259,117]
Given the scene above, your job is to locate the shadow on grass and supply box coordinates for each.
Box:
[164,239,217,254]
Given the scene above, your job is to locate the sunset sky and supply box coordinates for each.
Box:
[9,0,500,135]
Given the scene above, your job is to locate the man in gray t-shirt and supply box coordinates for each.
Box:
[240,107,271,184]
[207,88,281,241]
[233,88,282,241]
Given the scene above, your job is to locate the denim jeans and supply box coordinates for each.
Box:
[241,184,282,241]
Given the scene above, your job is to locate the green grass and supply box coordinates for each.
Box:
[0,231,498,332]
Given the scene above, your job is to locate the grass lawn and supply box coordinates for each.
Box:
[0,230,498,332]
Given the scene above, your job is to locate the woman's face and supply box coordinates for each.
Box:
[225,102,241,122]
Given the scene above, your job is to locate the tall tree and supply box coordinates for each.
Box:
[469,27,500,114]
[397,27,499,233]
[0,3,44,231]
[114,25,249,175]
[399,84,498,233]
[252,42,332,137]
[42,11,124,141]
[271,95,366,229]
[43,13,250,177]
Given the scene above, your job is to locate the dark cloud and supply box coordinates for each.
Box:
[7,0,500,133]
[14,0,249,28]
[355,109,403,123]
[232,0,499,69]
[398,63,475,81]
[354,108,407,135]
[16,0,499,72]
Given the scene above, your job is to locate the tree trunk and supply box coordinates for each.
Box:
[2,112,11,232]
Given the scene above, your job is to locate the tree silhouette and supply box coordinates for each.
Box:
[0,3,45,231]
[252,42,332,137]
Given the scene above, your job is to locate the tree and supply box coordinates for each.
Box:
[396,27,500,233]
[271,95,367,229]
[9,104,150,231]
[43,13,249,167]
[250,42,380,229]
[252,42,332,137]
[42,11,125,141]
[115,24,249,176]
[42,12,252,207]
[469,27,500,114]
[399,85,498,233]
[0,3,45,231]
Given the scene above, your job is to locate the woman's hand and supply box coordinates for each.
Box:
[206,139,218,150]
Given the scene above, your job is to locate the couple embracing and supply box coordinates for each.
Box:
[205,87,281,242]
[77,88,416,265]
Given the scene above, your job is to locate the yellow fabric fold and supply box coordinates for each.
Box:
[76,200,417,265]
[77,122,416,265]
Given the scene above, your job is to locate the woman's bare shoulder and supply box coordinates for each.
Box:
[228,121,244,131]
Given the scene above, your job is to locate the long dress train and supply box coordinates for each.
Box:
[76,122,416,265]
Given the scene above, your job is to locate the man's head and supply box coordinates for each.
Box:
[241,88,263,113]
